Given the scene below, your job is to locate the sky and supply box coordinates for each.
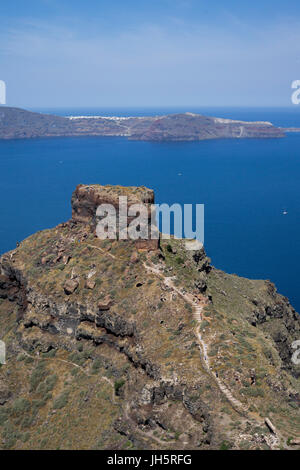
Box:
[1,0,300,107]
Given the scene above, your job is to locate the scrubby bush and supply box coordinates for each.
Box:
[11,398,31,416]
[220,440,232,450]
[0,408,9,425]
[53,391,69,410]
[30,361,48,392]
[36,374,57,395]
[114,379,125,396]
[200,320,209,331]
[240,387,264,398]
[91,358,102,374]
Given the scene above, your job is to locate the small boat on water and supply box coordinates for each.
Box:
[283,210,288,215]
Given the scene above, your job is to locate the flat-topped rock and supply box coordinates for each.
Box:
[71,184,154,224]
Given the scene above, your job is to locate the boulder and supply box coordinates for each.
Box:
[63,255,71,265]
[265,418,276,434]
[130,251,139,264]
[98,296,113,311]
[64,279,79,295]
[289,439,300,446]
[86,279,96,290]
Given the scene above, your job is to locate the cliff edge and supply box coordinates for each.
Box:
[0,184,299,450]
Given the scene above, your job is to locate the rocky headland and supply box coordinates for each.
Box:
[0,184,299,450]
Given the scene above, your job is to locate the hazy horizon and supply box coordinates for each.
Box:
[3,104,300,111]
[1,1,300,108]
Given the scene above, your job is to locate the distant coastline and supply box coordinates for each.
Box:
[0,106,290,141]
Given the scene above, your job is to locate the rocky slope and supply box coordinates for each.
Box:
[0,184,299,450]
[0,107,285,141]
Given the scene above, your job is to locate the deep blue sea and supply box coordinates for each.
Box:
[0,106,300,312]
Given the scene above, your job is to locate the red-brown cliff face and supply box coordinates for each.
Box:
[71,184,159,251]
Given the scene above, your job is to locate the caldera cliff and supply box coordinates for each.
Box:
[0,184,299,450]
[0,107,286,141]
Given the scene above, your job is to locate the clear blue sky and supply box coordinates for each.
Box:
[1,0,300,107]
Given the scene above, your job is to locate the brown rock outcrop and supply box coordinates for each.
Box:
[98,296,113,311]
[85,279,96,290]
[71,184,159,251]
[64,279,79,295]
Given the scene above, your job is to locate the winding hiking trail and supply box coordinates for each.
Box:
[144,261,248,415]
[123,400,177,447]
[20,348,175,446]
[143,260,284,440]
[144,263,285,449]
[193,301,248,414]
[87,244,116,260]
[16,247,280,448]
[19,349,116,404]
[144,261,285,448]
[85,250,279,444]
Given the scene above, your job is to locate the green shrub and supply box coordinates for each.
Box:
[17,354,26,362]
[91,358,102,374]
[185,303,192,313]
[0,408,9,426]
[32,398,47,413]
[220,440,232,450]
[200,320,209,330]
[69,351,86,366]
[289,402,298,409]
[36,374,57,395]
[21,432,30,443]
[42,349,56,358]
[114,379,125,396]
[53,391,69,410]
[30,362,48,392]
[12,398,31,416]
[240,387,264,398]
[24,356,34,364]
[21,415,34,429]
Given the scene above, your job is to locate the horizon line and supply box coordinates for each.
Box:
[3,104,300,110]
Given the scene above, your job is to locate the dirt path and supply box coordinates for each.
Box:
[21,348,173,446]
[20,349,116,404]
[123,397,177,447]
[87,244,116,260]
[144,262,259,416]
[143,261,287,448]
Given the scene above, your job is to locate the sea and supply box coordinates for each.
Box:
[0,106,299,312]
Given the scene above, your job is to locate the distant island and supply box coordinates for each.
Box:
[0,106,298,141]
